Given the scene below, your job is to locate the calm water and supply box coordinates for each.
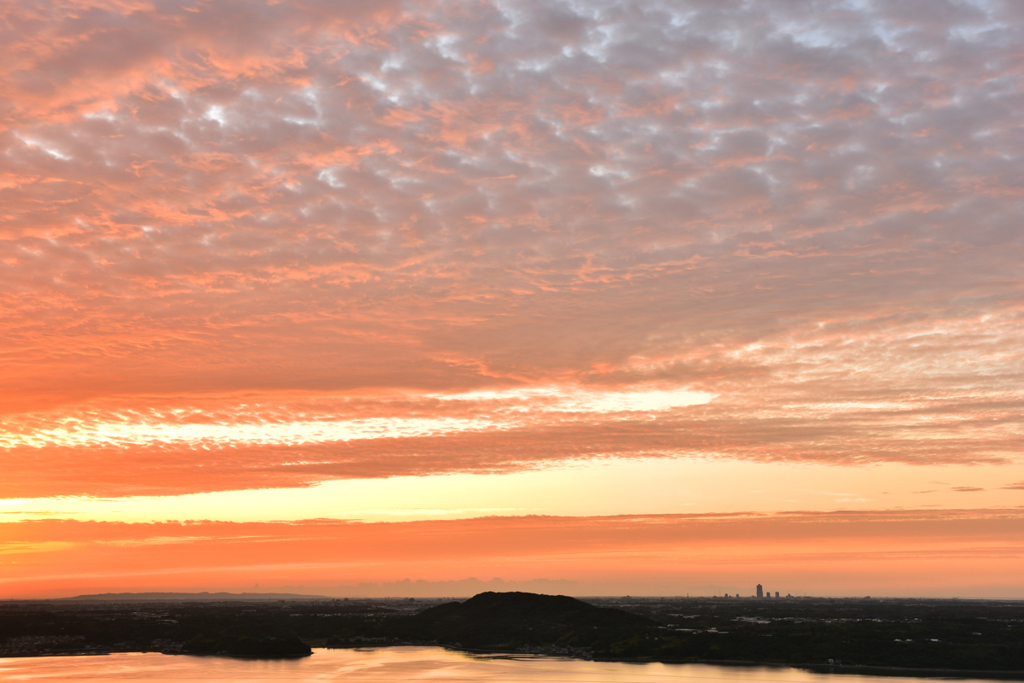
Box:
[0,647,1014,682]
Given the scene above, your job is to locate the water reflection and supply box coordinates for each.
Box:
[0,647,1015,682]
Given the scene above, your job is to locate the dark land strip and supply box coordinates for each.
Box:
[1,591,1022,677]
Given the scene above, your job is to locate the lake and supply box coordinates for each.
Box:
[0,647,1016,682]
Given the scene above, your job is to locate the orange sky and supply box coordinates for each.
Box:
[1,0,1022,598]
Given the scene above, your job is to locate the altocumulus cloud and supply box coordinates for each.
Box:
[0,0,1022,497]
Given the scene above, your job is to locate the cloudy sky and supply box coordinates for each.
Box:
[1,0,1022,598]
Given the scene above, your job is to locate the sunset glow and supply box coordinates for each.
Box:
[1,0,1022,599]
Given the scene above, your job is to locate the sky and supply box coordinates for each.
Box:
[1,0,1022,599]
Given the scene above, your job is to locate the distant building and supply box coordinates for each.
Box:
[775,592,780,598]
[756,584,763,598]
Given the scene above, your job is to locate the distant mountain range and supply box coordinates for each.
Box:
[61,592,331,601]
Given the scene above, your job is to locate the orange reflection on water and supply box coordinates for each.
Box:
[0,647,1016,682]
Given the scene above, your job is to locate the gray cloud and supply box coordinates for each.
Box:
[1,0,1022,495]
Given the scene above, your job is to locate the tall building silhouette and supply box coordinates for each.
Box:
[756,584,763,598]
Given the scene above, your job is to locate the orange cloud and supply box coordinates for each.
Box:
[1,375,1018,497]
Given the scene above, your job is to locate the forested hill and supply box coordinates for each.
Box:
[396,591,655,651]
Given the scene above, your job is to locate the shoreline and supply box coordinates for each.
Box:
[3,644,1024,679]
[383,644,1024,680]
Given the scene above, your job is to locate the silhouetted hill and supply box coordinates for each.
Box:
[399,591,655,650]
